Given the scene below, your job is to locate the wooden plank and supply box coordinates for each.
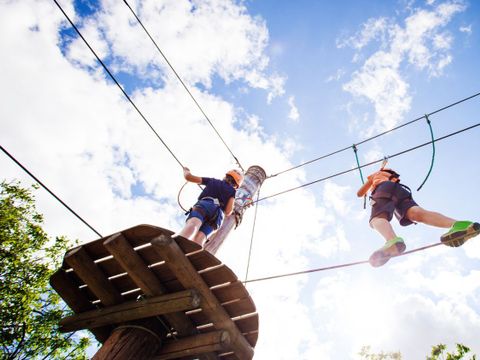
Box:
[161,265,237,291]
[50,270,94,312]
[187,251,221,270]
[83,225,173,260]
[152,235,254,360]
[244,332,258,347]
[60,289,200,332]
[64,247,123,306]
[49,270,112,342]
[223,297,256,318]
[233,314,258,334]
[153,331,229,360]
[187,299,256,327]
[200,265,237,287]
[218,352,239,360]
[197,314,259,336]
[212,281,249,304]
[103,233,197,337]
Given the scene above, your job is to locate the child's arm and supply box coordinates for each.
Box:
[357,178,373,197]
[183,167,202,184]
[224,197,235,216]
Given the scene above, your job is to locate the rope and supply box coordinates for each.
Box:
[244,189,261,285]
[176,181,189,213]
[0,145,102,238]
[52,0,184,169]
[252,121,480,204]
[352,145,367,209]
[268,91,480,178]
[113,325,162,343]
[416,114,436,191]
[352,145,365,183]
[244,241,443,284]
[122,0,244,172]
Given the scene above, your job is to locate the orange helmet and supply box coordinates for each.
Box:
[226,169,244,188]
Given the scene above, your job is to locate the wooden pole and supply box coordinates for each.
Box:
[205,165,266,254]
[92,321,163,360]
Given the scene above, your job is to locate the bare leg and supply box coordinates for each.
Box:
[406,206,455,228]
[192,231,207,246]
[176,218,202,240]
[370,217,397,242]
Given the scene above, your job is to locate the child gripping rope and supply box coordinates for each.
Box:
[357,163,480,267]
[175,167,244,247]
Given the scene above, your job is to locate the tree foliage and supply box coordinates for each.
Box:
[359,346,402,360]
[427,343,477,360]
[0,181,90,359]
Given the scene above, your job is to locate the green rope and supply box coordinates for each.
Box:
[352,145,367,209]
[352,145,365,183]
[417,114,436,191]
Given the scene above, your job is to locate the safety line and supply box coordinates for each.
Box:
[0,145,102,237]
[244,242,443,284]
[352,144,365,183]
[253,121,480,204]
[416,114,435,191]
[269,91,480,178]
[244,189,261,284]
[122,0,245,172]
[52,0,184,169]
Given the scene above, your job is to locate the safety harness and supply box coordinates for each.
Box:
[186,197,224,229]
[371,169,413,200]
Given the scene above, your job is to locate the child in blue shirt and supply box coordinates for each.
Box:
[176,167,244,246]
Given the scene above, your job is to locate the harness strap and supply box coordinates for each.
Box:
[190,202,222,229]
[371,182,412,201]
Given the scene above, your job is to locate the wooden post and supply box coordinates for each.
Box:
[92,321,163,360]
[205,165,266,254]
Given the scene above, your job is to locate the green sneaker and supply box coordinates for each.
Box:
[441,221,480,247]
[369,236,406,267]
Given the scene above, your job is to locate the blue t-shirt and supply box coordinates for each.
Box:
[198,177,236,211]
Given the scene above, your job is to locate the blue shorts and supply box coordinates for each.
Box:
[187,199,224,237]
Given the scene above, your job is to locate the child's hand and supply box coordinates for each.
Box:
[183,167,190,176]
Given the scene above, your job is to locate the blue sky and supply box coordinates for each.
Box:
[1,0,479,359]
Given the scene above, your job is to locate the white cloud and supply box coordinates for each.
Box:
[325,68,346,82]
[287,95,300,122]
[341,1,466,134]
[459,24,472,34]
[1,1,478,359]
[0,1,317,358]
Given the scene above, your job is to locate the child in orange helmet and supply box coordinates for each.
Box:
[176,167,244,246]
[357,162,479,267]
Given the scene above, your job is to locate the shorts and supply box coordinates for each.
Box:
[369,181,418,226]
[187,199,224,237]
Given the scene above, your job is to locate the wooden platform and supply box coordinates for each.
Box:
[50,224,258,360]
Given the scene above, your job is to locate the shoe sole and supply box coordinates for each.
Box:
[441,222,480,247]
[369,241,406,267]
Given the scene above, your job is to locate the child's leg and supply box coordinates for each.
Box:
[370,216,397,242]
[192,231,207,246]
[406,206,455,228]
[177,217,202,240]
